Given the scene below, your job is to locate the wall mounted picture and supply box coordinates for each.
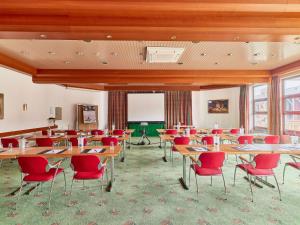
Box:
[0,94,3,119]
[82,105,97,124]
[208,99,229,113]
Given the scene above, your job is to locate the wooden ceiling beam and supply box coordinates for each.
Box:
[0,52,36,76]
[33,69,270,85]
[103,85,201,91]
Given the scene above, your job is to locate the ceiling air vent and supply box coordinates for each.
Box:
[146,47,185,63]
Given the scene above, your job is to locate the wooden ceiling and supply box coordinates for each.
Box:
[1,0,299,91]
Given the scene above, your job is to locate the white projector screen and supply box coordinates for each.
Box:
[128,93,165,121]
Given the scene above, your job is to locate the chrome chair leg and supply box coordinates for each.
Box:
[210,176,213,186]
[194,173,199,197]
[48,178,56,210]
[221,172,227,198]
[282,164,288,184]
[233,166,238,186]
[16,180,25,210]
[189,165,192,186]
[68,178,74,206]
[273,174,282,201]
[63,171,67,193]
[247,174,254,202]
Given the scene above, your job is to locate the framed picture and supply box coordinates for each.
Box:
[82,105,97,124]
[208,99,229,113]
[0,94,3,119]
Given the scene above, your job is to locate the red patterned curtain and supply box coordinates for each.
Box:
[165,91,193,129]
[108,91,128,129]
[239,85,250,133]
[269,76,281,135]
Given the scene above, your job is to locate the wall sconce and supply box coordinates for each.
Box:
[22,104,28,111]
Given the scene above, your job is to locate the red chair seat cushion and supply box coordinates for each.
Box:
[192,164,222,176]
[23,168,64,182]
[73,167,105,180]
[237,164,274,176]
[287,162,300,169]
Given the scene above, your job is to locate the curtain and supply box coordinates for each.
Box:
[239,85,249,133]
[165,91,193,129]
[108,91,128,129]
[269,76,281,135]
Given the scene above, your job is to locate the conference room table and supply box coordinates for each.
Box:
[109,129,135,149]
[196,133,269,143]
[159,134,201,162]
[174,143,300,190]
[0,145,122,192]
[26,134,129,162]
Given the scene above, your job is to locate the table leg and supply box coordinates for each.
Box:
[179,155,189,190]
[162,140,167,162]
[128,134,131,149]
[120,140,126,162]
[106,156,114,192]
[159,136,162,148]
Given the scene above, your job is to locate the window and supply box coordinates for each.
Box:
[252,85,268,132]
[283,76,300,135]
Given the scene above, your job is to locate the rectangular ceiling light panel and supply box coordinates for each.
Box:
[146,47,185,63]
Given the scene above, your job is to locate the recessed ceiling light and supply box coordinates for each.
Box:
[234,36,240,41]
[227,53,233,56]
[20,50,28,55]
[295,36,300,40]
[76,51,84,56]
[64,60,71,64]
[83,39,92,43]
[48,51,56,55]
[200,53,207,56]
[251,62,258,65]
[111,52,118,56]
[102,61,108,65]
[40,34,47,38]
[106,35,112,39]
[170,35,177,40]
[214,62,219,65]
[253,53,260,56]
[271,53,276,57]
[178,62,183,65]
[192,41,199,44]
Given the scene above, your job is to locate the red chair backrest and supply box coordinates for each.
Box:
[230,129,240,134]
[42,130,55,136]
[238,135,254,144]
[190,129,197,135]
[264,135,280,144]
[1,138,19,148]
[91,130,104,135]
[173,137,190,145]
[199,152,225,169]
[71,155,100,172]
[101,137,118,146]
[18,156,48,174]
[36,138,53,147]
[165,129,178,135]
[201,136,214,145]
[112,129,124,135]
[66,130,77,135]
[69,137,87,146]
[254,154,280,169]
[212,129,223,134]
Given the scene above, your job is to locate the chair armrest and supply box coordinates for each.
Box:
[239,156,251,164]
[290,154,300,162]
[49,159,64,168]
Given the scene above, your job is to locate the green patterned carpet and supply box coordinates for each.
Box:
[0,138,300,225]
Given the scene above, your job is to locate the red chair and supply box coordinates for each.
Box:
[171,137,190,164]
[101,137,118,146]
[283,155,300,184]
[69,137,88,146]
[165,129,178,135]
[42,130,55,136]
[237,135,254,144]
[189,152,226,197]
[112,129,124,136]
[91,130,104,136]
[1,138,19,148]
[212,129,223,135]
[69,155,108,199]
[201,136,214,145]
[233,154,281,202]
[264,135,280,144]
[36,138,53,147]
[230,129,240,134]
[66,130,77,135]
[190,129,197,135]
[17,156,66,210]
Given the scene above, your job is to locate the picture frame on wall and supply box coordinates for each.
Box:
[208,99,229,113]
[0,93,3,119]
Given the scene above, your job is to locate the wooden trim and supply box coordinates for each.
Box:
[0,52,36,76]
[0,125,57,138]
[104,85,201,91]
[34,69,271,85]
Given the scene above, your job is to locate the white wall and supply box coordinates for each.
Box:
[0,67,108,132]
[192,87,240,128]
